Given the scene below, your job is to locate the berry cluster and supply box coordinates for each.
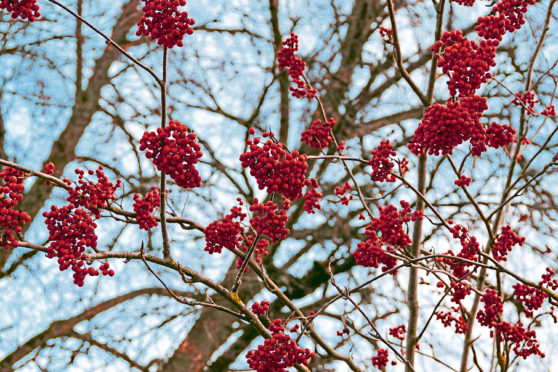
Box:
[334,181,353,205]
[492,225,524,261]
[450,281,471,304]
[353,233,397,273]
[303,178,322,214]
[44,162,55,175]
[136,0,195,48]
[541,105,556,117]
[371,349,389,370]
[389,325,406,340]
[493,321,544,359]
[432,30,497,97]
[300,117,336,149]
[246,319,315,371]
[369,201,420,248]
[240,132,308,200]
[513,283,546,318]
[451,0,475,5]
[133,186,161,231]
[66,166,121,219]
[140,120,203,189]
[0,167,31,250]
[205,200,246,254]
[485,121,516,149]
[0,0,40,21]
[379,27,392,41]
[436,308,468,334]
[249,198,290,243]
[455,175,471,187]
[540,267,558,290]
[408,95,488,156]
[43,204,113,286]
[369,140,396,182]
[237,234,271,269]
[511,91,538,115]
[277,32,317,99]
[477,289,503,327]
[476,0,536,41]
[251,300,270,316]
[442,224,480,278]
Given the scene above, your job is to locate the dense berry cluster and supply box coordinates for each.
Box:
[450,281,471,304]
[240,132,308,200]
[540,267,558,290]
[451,0,475,5]
[512,283,546,318]
[432,30,496,97]
[436,308,468,334]
[43,205,113,286]
[44,162,55,175]
[389,325,406,340]
[140,120,203,189]
[477,289,503,327]
[303,178,322,214]
[246,319,315,371]
[455,175,471,187]
[369,201,420,248]
[0,167,31,250]
[541,105,556,117]
[277,33,317,99]
[371,349,389,369]
[476,0,536,41]
[369,140,396,182]
[251,301,270,316]
[136,0,195,48]
[205,201,246,254]
[493,321,544,359]
[353,233,397,273]
[0,0,40,21]
[66,166,121,219]
[408,96,488,156]
[334,181,353,205]
[249,199,290,243]
[492,225,524,261]
[133,186,161,231]
[485,122,516,148]
[300,117,336,149]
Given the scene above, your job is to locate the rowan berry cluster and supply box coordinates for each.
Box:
[432,30,496,97]
[136,0,195,48]
[437,309,468,334]
[408,95,488,156]
[371,349,389,369]
[240,132,308,200]
[249,198,290,243]
[44,162,55,175]
[0,0,40,21]
[476,0,536,41]
[300,117,336,149]
[511,91,538,115]
[334,181,353,205]
[277,32,317,99]
[492,225,524,261]
[140,120,203,189]
[369,201,420,248]
[66,166,121,219]
[43,205,113,286]
[379,27,392,41]
[442,224,480,278]
[133,186,161,231]
[540,267,558,290]
[454,175,471,187]
[0,167,31,250]
[513,283,546,318]
[389,325,406,340]
[369,140,396,182]
[353,233,397,273]
[303,178,322,214]
[451,0,475,6]
[205,200,246,254]
[237,234,270,269]
[541,105,556,117]
[246,319,315,371]
[477,289,503,327]
[251,301,270,316]
[450,281,471,304]
[493,321,544,358]
[485,122,516,149]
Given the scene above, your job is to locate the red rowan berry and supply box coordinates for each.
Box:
[249,198,290,243]
[372,349,389,369]
[277,32,317,99]
[477,289,503,327]
[136,0,195,48]
[140,120,203,189]
[492,225,524,261]
[67,166,121,219]
[0,167,31,250]
[205,203,246,254]
[303,178,322,214]
[0,0,40,21]
[300,117,336,149]
[133,186,161,231]
[369,140,396,182]
[251,300,270,316]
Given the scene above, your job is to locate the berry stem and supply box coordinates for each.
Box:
[160,47,171,259]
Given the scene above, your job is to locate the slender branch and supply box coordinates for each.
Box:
[159,47,171,259]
